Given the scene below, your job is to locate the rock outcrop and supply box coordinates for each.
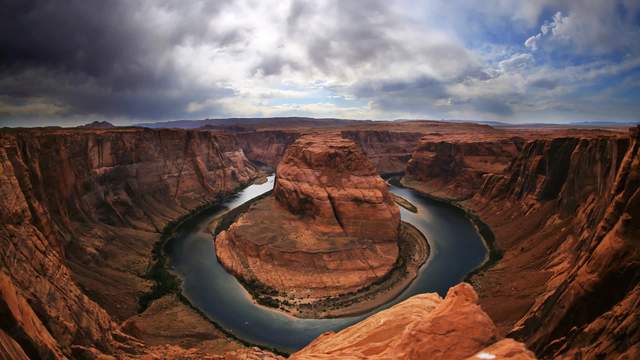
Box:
[0,127,258,357]
[235,129,300,167]
[341,130,423,174]
[274,134,401,242]
[216,134,401,303]
[291,283,536,360]
[404,127,640,358]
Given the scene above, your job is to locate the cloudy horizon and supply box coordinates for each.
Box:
[1,0,639,127]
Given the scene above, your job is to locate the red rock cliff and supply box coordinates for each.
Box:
[0,127,258,358]
[341,130,423,174]
[404,137,524,200]
[274,134,401,242]
[404,127,640,358]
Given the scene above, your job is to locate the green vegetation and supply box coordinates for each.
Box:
[138,198,226,312]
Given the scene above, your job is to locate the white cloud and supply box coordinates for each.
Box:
[524,3,640,54]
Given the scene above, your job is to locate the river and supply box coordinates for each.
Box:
[165,175,488,353]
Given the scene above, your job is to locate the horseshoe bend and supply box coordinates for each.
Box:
[2,3,640,358]
[215,134,429,318]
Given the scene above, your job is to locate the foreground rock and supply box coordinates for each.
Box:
[216,134,404,315]
[291,283,536,360]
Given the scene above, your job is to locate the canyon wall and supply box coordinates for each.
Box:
[234,130,300,167]
[404,127,640,358]
[0,128,258,358]
[235,128,423,174]
[341,130,423,174]
[404,137,524,200]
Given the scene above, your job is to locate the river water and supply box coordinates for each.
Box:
[165,175,488,353]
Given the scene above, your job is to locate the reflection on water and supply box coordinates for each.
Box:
[165,175,487,353]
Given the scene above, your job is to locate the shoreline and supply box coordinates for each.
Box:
[212,194,431,319]
[396,177,501,281]
[138,176,289,356]
[141,173,489,355]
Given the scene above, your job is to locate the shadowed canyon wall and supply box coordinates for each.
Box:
[405,127,640,358]
[0,128,258,358]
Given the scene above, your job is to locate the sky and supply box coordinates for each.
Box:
[1,0,639,127]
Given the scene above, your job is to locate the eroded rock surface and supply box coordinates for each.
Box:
[291,283,535,360]
[216,134,401,301]
[404,127,640,358]
[404,137,524,200]
[0,128,258,357]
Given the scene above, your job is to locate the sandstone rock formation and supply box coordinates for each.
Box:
[216,134,401,303]
[291,283,536,360]
[274,134,401,243]
[404,127,640,358]
[404,137,524,200]
[0,127,258,357]
[341,130,423,174]
[235,129,300,167]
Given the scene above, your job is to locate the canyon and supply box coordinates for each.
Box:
[0,120,638,359]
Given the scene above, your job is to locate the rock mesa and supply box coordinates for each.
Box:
[216,134,401,300]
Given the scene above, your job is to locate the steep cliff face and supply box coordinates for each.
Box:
[341,130,422,174]
[235,129,422,173]
[403,128,640,358]
[0,128,258,357]
[234,130,300,167]
[404,137,524,200]
[216,134,401,304]
[291,283,536,360]
[274,134,400,242]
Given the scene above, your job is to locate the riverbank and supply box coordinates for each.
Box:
[397,177,501,280]
[137,176,287,356]
[213,192,430,319]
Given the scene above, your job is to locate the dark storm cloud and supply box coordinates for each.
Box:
[0,0,238,122]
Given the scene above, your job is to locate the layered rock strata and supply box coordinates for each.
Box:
[341,130,423,174]
[216,134,402,309]
[0,127,258,358]
[291,283,536,360]
[404,137,524,200]
[404,127,640,358]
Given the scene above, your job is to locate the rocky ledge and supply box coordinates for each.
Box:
[215,134,428,317]
[291,283,536,360]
